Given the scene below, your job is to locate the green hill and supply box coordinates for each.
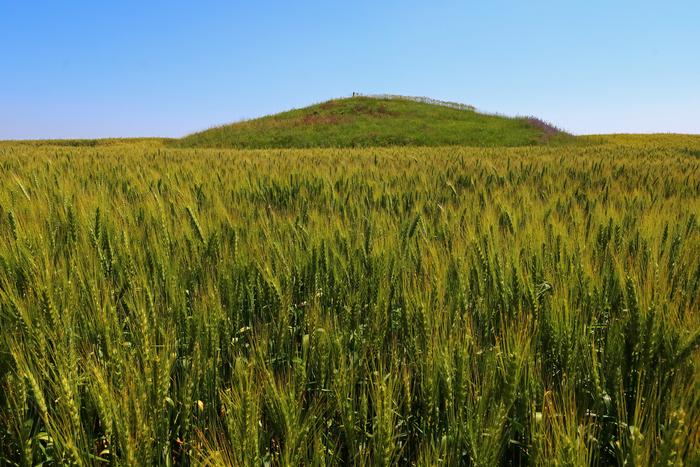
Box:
[176,96,570,148]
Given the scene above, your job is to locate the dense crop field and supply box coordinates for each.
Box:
[1,138,699,465]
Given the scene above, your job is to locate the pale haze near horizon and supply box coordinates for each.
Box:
[1,0,699,140]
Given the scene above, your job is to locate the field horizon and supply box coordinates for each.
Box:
[2,95,699,150]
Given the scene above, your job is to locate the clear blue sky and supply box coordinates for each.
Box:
[2,1,699,139]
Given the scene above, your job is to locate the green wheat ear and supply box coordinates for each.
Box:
[186,205,205,243]
[7,210,18,240]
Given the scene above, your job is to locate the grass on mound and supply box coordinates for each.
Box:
[176,96,572,148]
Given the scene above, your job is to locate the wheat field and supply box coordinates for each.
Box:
[1,139,699,465]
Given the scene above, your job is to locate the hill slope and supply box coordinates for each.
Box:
[176,96,569,149]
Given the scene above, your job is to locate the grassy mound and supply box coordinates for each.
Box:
[176,96,570,148]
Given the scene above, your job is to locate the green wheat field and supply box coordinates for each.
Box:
[1,133,699,465]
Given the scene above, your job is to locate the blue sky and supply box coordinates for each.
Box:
[1,0,699,139]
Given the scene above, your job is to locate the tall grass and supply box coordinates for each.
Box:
[0,140,699,465]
